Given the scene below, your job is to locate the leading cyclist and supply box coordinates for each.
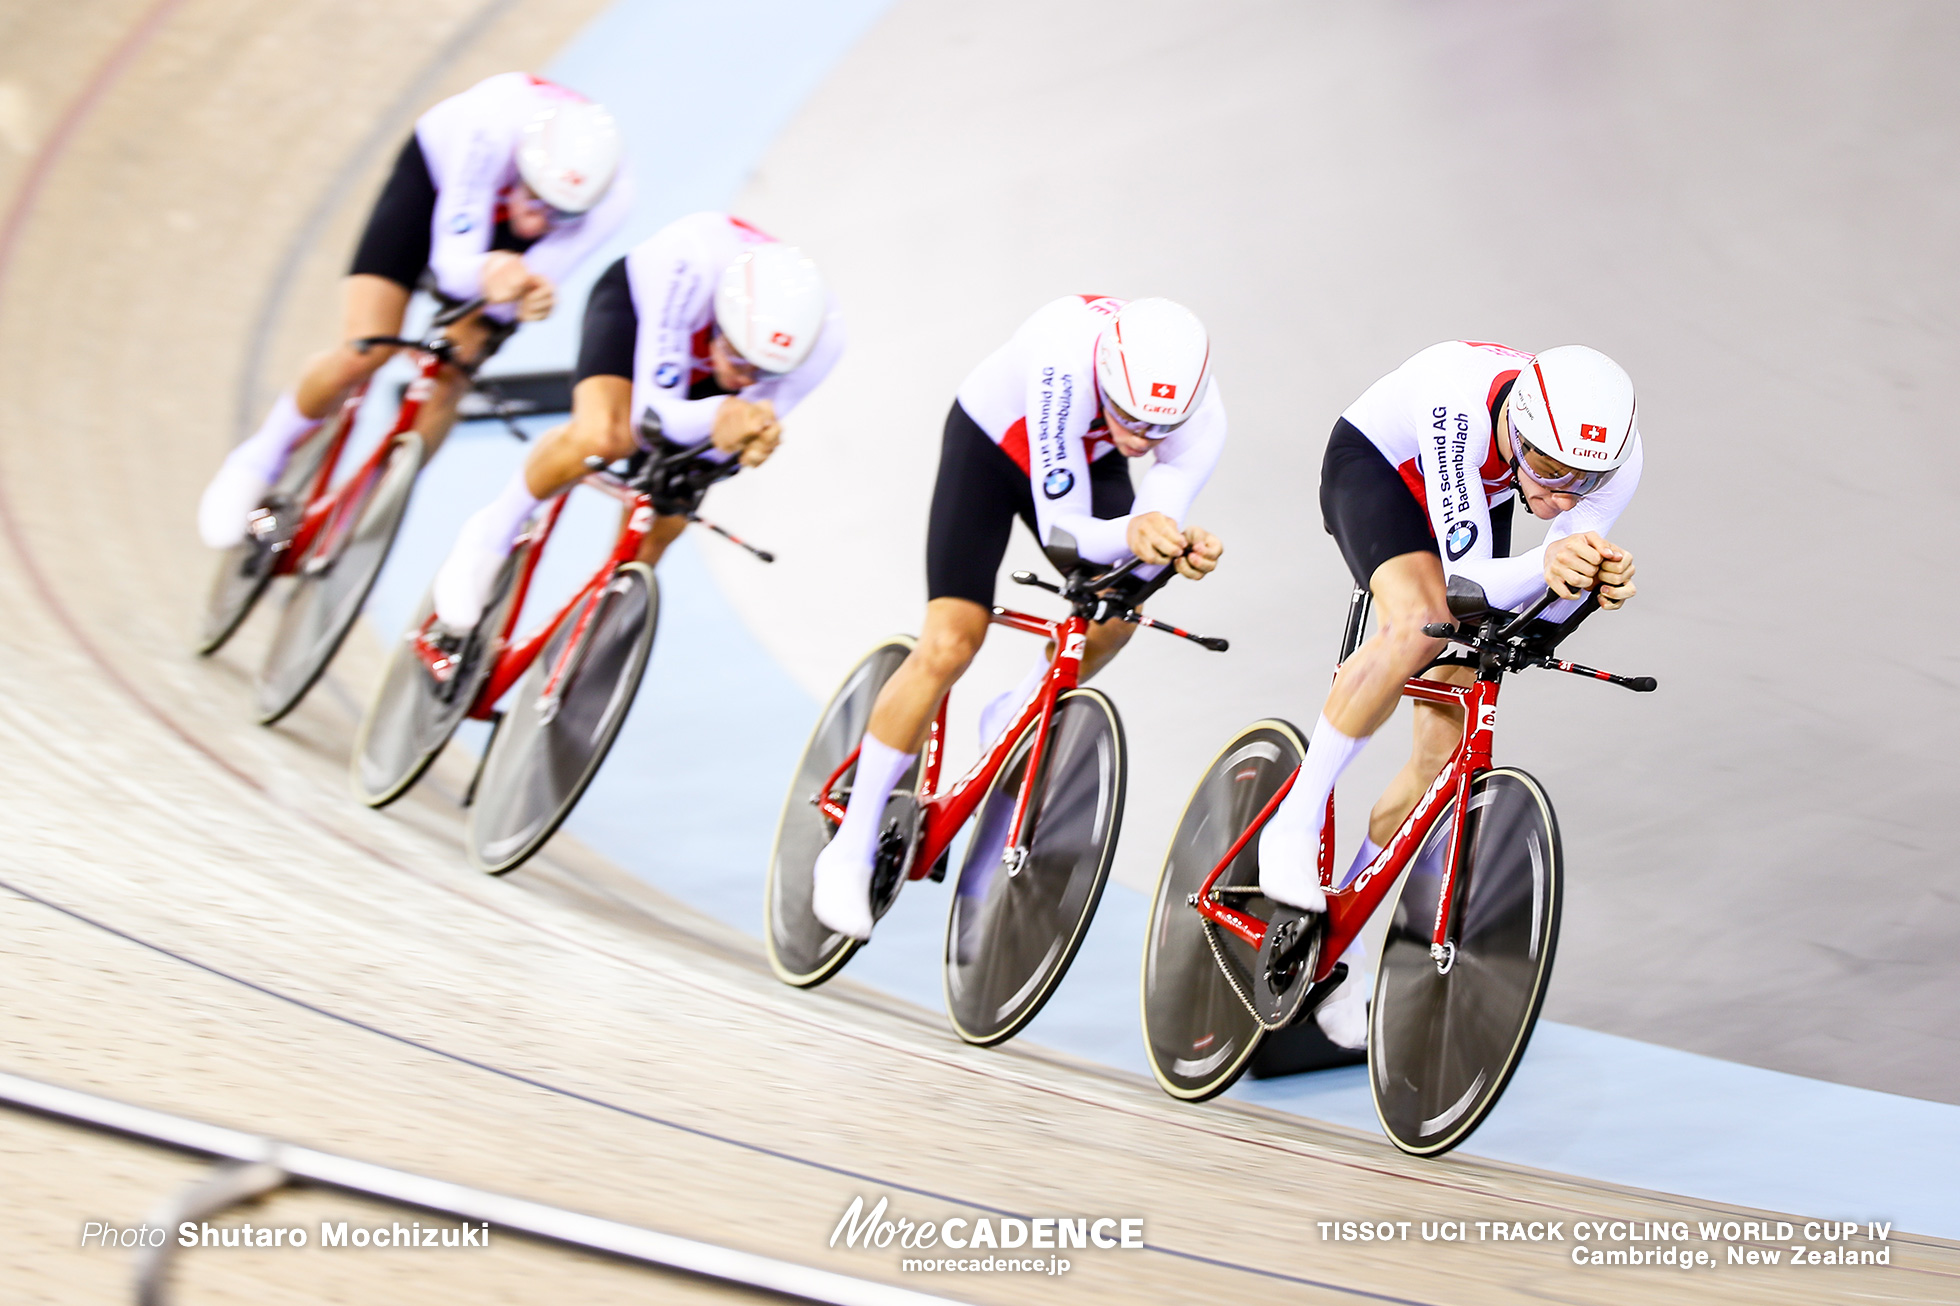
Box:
[426,210,844,634]
[810,295,1229,941]
[197,72,629,548]
[1258,341,1643,1047]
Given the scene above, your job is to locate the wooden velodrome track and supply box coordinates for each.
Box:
[0,1,1955,1302]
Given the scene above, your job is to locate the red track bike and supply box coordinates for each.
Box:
[195,298,510,725]
[351,434,770,875]
[767,540,1226,1046]
[1141,577,1654,1155]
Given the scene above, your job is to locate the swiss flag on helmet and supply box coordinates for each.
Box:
[1150,382,1176,399]
[1579,424,1608,443]
[770,331,794,348]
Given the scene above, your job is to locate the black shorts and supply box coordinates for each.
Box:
[1320,417,1512,588]
[575,257,637,384]
[350,136,438,290]
[926,402,1134,606]
[350,135,541,292]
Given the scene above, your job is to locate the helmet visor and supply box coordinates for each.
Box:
[1510,414,1618,497]
[1098,383,1183,438]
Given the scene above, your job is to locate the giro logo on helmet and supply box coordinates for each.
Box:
[1580,424,1607,443]
[1043,468,1075,499]
[1150,382,1176,399]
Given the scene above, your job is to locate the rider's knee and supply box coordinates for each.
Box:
[914,624,983,683]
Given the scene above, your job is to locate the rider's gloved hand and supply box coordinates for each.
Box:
[1175,526,1223,581]
[712,398,780,467]
[1544,530,1631,603]
[481,251,555,322]
[1126,511,1190,567]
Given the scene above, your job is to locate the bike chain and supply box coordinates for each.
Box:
[1201,917,1293,1033]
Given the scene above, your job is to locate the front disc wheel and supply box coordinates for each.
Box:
[943,688,1125,1047]
[466,561,660,875]
[1371,766,1562,1157]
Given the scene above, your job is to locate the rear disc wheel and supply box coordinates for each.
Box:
[764,637,918,988]
[1371,766,1562,1156]
[349,549,527,808]
[466,561,659,875]
[1142,719,1305,1101]
[944,688,1125,1047]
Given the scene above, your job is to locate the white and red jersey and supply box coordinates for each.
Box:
[622,211,846,445]
[415,72,631,314]
[1342,340,1644,610]
[955,295,1228,565]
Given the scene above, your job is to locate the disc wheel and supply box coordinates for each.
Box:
[466,561,659,875]
[1371,766,1562,1157]
[764,637,919,988]
[944,688,1125,1047]
[194,418,339,656]
[348,548,527,808]
[254,433,422,724]
[1142,719,1306,1101]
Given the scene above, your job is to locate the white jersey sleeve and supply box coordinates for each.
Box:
[415,73,627,313]
[1451,431,1644,612]
[625,212,843,447]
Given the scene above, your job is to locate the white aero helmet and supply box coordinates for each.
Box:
[1506,344,1636,495]
[714,243,827,374]
[516,98,621,216]
[1095,298,1211,433]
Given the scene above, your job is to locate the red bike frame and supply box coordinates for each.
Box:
[279,353,449,573]
[817,604,1093,883]
[1190,667,1499,983]
[412,467,655,721]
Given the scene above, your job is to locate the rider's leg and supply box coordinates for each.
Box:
[976,612,1135,749]
[810,598,991,939]
[1258,550,1451,909]
[199,276,408,547]
[432,374,634,632]
[1367,663,1472,845]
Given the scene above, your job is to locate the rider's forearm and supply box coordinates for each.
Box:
[1043,512,1128,565]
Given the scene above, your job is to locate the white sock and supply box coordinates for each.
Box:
[1267,714,1370,853]
[231,391,321,484]
[827,735,917,871]
[464,468,543,555]
[979,655,1049,748]
[1337,836,1381,892]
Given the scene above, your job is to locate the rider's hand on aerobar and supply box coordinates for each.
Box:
[1544,530,1636,608]
[481,251,554,322]
[1126,511,1222,581]
[711,398,781,468]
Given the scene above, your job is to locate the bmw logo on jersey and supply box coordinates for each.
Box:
[1446,520,1478,561]
[1043,467,1075,499]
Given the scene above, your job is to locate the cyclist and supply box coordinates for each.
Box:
[810,295,1228,941]
[426,210,844,633]
[1259,341,1642,1047]
[197,72,629,548]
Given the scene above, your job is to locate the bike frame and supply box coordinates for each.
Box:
[409,467,655,722]
[817,604,1092,883]
[280,349,449,571]
[1189,662,1497,985]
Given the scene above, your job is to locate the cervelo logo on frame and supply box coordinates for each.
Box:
[1149,382,1176,399]
[1579,424,1607,443]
